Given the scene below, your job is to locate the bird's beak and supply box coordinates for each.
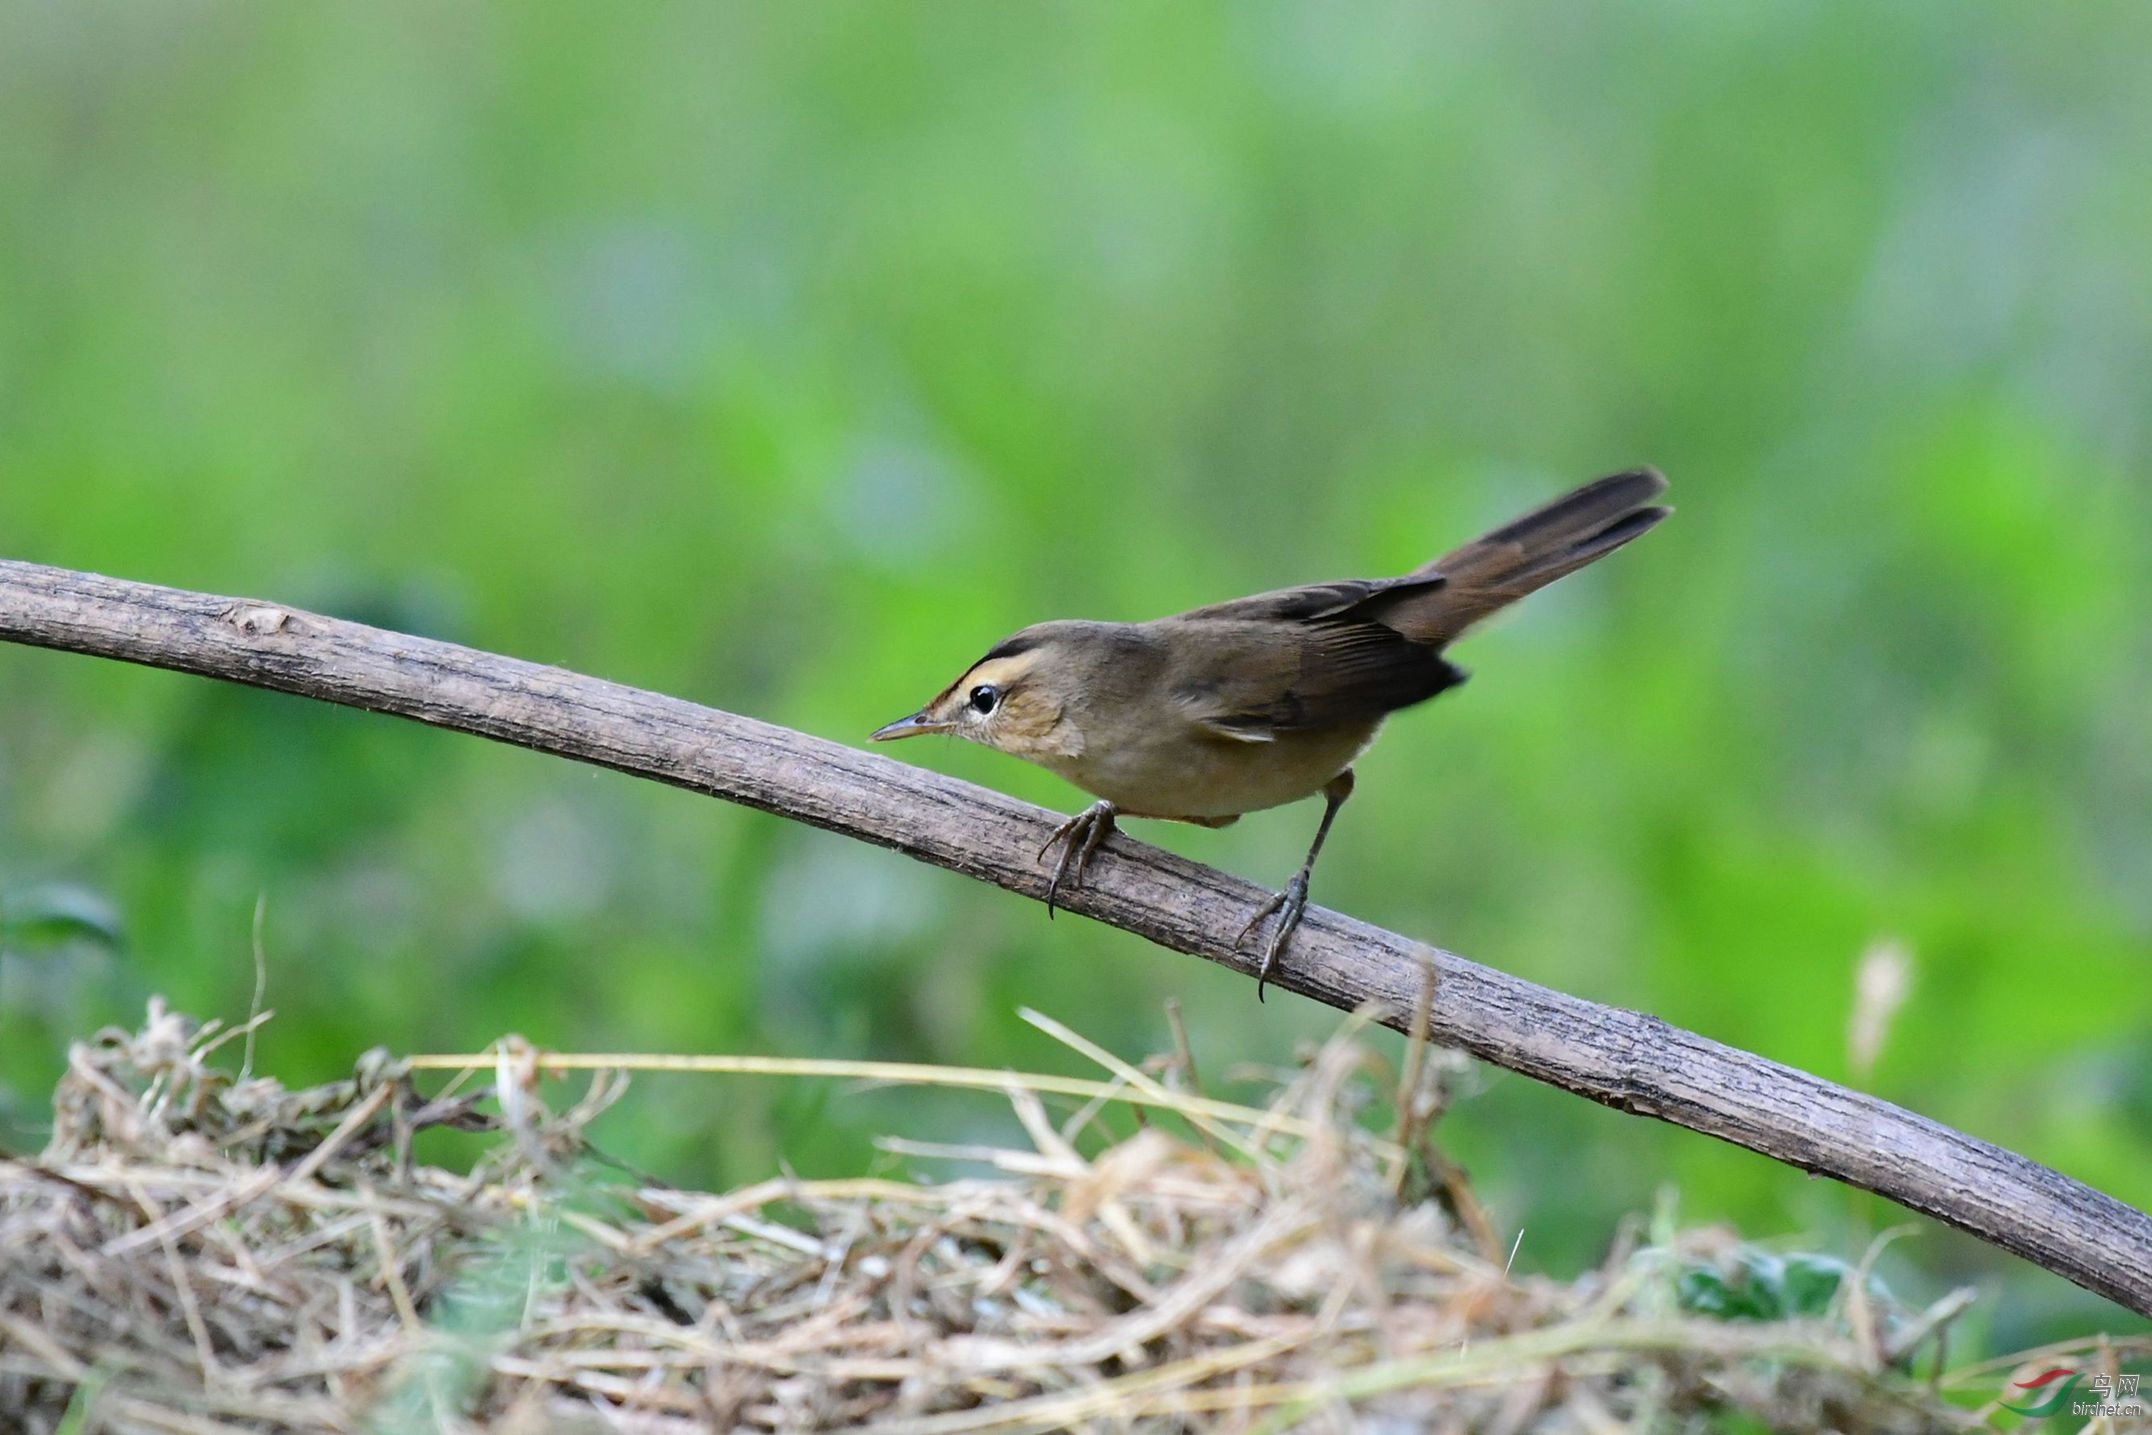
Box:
[870,710,951,742]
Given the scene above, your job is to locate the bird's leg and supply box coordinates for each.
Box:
[1038,800,1119,918]
[1237,770,1354,1001]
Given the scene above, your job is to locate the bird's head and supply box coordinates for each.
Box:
[870,623,1090,762]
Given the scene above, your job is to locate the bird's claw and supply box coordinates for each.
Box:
[1039,802,1117,917]
[1236,872,1311,1002]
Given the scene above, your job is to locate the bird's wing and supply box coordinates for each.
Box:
[1167,617,1465,739]
[1171,572,1445,626]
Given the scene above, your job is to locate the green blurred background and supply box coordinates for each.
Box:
[2,2,2147,1353]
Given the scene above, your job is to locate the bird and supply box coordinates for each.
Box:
[871,468,1670,998]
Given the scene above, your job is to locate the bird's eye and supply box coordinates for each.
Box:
[968,684,999,714]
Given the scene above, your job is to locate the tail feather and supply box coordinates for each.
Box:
[1384,468,1669,646]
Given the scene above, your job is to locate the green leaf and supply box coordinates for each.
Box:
[1777,1253,1856,1318]
[0,884,124,953]
[1674,1251,1857,1323]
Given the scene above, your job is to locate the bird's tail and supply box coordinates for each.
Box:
[1389,468,1670,647]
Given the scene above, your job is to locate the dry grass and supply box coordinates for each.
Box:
[1,998,2138,1433]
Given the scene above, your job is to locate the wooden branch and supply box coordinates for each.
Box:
[3,557,2148,1318]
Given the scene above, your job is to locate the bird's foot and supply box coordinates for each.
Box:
[1038,801,1118,917]
[1236,871,1311,1002]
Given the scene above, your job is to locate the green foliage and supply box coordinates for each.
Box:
[1,0,2148,1352]
[1675,1252,1868,1326]
[1,882,122,953]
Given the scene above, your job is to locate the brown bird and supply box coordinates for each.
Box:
[872,468,1671,997]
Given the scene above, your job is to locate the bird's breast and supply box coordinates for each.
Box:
[1043,719,1381,820]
